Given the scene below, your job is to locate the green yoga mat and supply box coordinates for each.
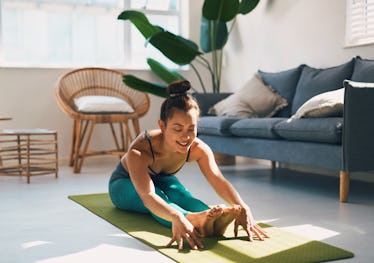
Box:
[69,193,354,263]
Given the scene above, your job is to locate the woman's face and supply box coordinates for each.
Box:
[159,108,199,154]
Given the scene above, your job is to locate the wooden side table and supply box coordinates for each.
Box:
[0,129,58,183]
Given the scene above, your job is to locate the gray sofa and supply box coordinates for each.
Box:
[194,57,374,202]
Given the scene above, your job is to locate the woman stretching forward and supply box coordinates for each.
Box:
[108,80,269,250]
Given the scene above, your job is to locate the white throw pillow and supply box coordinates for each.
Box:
[291,88,344,119]
[208,74,288,118]
[74,96,134,113]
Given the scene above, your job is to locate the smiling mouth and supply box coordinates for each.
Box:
[177,141,189,147]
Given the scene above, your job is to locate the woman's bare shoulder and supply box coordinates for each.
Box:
[129,129,161,149]
[191,137,210,150]
[122,130,161,165]
[189,137,212,161]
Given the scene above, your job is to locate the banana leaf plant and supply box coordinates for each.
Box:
[119,0,260,98]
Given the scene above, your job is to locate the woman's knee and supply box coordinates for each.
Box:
[109,179,148,213]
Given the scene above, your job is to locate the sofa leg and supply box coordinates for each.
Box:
[339,170,349,202]
[271,161,277,172]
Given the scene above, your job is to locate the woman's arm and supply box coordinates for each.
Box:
[194,141,245,206]
[125,148,203,250]
[125,149,176,219]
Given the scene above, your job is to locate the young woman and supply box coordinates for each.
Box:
[108,80,269,251]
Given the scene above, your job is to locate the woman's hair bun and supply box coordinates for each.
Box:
[167,80,191,97]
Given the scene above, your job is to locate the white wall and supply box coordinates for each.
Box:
[2,0,374,164]
[0,1,205,163]
[221,0,374,91]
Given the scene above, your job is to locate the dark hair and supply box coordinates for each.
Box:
[160,80,200,123]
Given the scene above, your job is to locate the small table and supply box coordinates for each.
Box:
[0,129,58,183]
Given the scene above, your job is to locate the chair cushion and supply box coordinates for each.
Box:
[197,116,241,136]
[291,58,355,115]
[258,65,303,117]
[291,88,344,119]
[74,96,134,113]
[274,117,343,144]
[229,118,286,139]
[351,56,374,82]
[208,74,288,118]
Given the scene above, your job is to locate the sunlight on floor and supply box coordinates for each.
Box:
[280,224,339,241]
[21,241,52,249]
[258,218,339,241]
[259,218,279,224]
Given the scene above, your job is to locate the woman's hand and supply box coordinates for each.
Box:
[166,213,204,251]
[234,205,270,241]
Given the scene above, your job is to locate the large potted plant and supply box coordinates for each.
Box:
[118,0,260,97]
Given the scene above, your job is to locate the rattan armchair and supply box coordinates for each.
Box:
[55,67,150,173]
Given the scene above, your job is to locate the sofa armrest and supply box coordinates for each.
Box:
[192,92,232,116]
[343,80,374,172]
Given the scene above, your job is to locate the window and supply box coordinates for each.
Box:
[0,0,188,69]
[124,0,188,69]
[346,0,374,47]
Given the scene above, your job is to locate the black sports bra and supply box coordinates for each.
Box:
[144,130,190,175]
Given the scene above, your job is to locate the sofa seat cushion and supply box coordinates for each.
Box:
[274,118,343,144]
[198,116,242,136]
[229,118,286,139]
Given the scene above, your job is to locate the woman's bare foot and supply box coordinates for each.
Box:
[214,205,241,236]
[186,206,223,237]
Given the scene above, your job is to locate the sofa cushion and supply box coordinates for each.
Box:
[291,58,355,115]
[229,118,286,139]
[197,116,241,136]
[193,93,231,116]
[291,88,344,119]
[258,65,303,117]
[208,74,288,118]
[274,118,343,144]
[351,56,374,82]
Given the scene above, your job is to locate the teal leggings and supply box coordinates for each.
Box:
[108,175,210,227]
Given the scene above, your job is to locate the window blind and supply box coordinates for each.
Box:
[346,0,374,46]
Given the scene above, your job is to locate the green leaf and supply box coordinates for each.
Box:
[123,75,168,98]
[149,32,201,65]
[200,17,228,53]
[147,58,184,84]
[118,10,162,39]
[238,0,260,14]
[170,70,185,80]
[203,0,240,22]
